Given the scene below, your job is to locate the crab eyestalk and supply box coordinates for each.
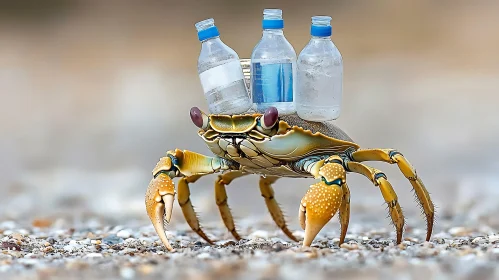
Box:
[145,157,177,251]
[190,107,209,130]
[261,106,279,129]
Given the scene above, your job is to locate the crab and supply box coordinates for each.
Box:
[145,106,435,251]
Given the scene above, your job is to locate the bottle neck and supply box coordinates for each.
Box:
[262,29,284,40]
[201,36,221,44]
[311,35,331,40]
[263,29,284,35]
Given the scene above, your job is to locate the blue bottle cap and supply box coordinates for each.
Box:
[310,16,332,37]
[197,26,220,41]
[263,19,284,29]
[311,25,332,37]
[195,18,220,41]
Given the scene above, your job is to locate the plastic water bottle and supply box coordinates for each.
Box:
[195,18,252,114]
[251,9,297,115]
[296,16,343,121]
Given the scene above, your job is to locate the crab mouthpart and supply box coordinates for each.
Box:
[145,173,176,251]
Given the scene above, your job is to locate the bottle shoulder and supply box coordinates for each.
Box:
[198,39,239,71]
[251,34,297,60]
[300,39,341,55]
[297,39,342,65]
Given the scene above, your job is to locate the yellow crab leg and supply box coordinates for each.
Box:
[350,149,434,241]
[259,176,299,242]
[299,157,346,247]
[167,149,236,176]
[214,170,249,240]
[338,182,351,245]
[346,161,405,244]
[145,150,238,251]
[178,175,214,244]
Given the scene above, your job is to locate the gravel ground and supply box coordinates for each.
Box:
[1,216,498,280]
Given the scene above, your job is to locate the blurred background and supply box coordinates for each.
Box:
[1,0,499,233]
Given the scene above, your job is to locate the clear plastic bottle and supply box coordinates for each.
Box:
[296,16,343,121]
[195,18,252,114]
[251,9,297,115]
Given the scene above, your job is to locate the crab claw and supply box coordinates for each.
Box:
[145,172,176,251]
[299,163,345,247]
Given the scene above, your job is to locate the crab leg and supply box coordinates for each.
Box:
[145,150,238,250]
[338,182,351,245]
[178,175,214,244]
[346,161,405,244]
[299,157,346,247]
[145,172,176,251]
[259,176,299,242]
[350,149,434,241]
[214,171,249,240]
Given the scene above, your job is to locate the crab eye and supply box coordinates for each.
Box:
[261,106,278,129]
[190,107,208,129]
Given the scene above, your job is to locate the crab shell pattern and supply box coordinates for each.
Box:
[145,106,435,251]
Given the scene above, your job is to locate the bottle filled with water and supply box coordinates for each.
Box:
[296,16,343,121]
[251,9,297,115]
[195,18,252,114]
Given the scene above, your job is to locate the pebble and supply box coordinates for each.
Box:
[249,230,269,240]
[488,235,499,243]
[117,230,131,239]
[2,241,21,251]
[472,237,486,244]
[11,233,23,241]
[0,218,497,278]
[63,244,79,252]
[102,234,123,245]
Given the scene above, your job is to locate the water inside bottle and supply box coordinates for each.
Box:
[251,59,294,113]
[205,79,251,114]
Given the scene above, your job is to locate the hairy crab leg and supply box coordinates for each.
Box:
[350,149,434,241]
[299,157,346,247]
[259,176,299,242]
[346,161,405,244]
[214,170,249,240]
[338,182,351,245]
[178,175,214,244]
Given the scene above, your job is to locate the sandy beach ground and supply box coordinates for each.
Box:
[1,214,499,280]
